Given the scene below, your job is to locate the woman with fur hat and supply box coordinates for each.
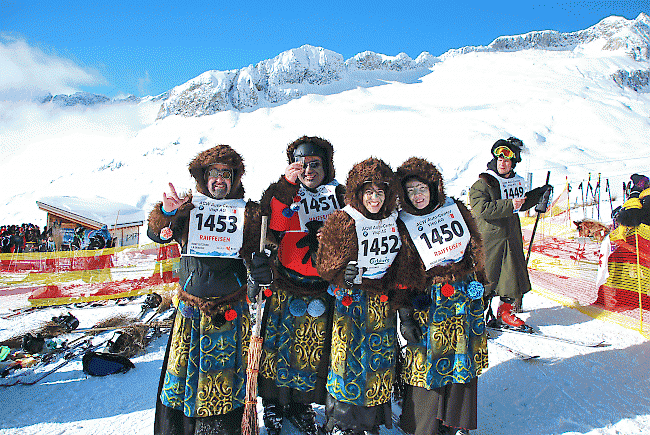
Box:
[395,157,488,435]
[148,144,270,435]
[315,157,408,435]
[256,136,346,435]
[468,137,550,329]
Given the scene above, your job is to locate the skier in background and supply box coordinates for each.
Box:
[468,137,550,330]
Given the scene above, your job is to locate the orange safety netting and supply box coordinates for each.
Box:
[522,197,650,338]
[0,243,180,306]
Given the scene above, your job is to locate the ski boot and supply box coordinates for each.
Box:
[52,312,80,331]
[286,402,318,435]
[496,302,532,332]
[263,398,284,435]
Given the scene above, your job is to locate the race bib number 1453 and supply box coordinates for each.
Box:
[186,197,245,257]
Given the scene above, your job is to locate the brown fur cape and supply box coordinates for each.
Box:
[259,136,345,295]
[147,144,261,313]
[316,157,409,299]
[394,157,487,304]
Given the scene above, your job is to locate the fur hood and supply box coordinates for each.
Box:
[188,144,245,199]
[345,157,397,220]
[396,157,446,216]
[285,135,336,185]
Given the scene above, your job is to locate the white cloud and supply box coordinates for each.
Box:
[138,71,151,96]
[0,34,106,100]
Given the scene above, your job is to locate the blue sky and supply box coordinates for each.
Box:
[0,0,648,98]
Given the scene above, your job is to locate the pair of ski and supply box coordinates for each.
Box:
[0,297,170,386]
[487,324,610,361]
[1,295,142,320]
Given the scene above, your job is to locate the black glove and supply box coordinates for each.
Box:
[535,184,553,213]
[344,261,360,287]
[248,252,273,300]
[398,308,421,344]
[295,220,323,264]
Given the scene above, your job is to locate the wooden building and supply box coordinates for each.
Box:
[36,196,145,248]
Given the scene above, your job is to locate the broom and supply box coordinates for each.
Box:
[242,215,268,435]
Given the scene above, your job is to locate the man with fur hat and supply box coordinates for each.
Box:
[468,137,550,330]
[256,136,346,435]
[315,157,408,435]
[395,157,488,435]
[148,144,270,435]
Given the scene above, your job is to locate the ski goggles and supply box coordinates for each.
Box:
[205,168,233,180]
[493,145,515,159]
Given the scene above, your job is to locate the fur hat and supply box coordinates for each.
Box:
[345,157,397,219]
[188,144,245,199]
[490,137,524,166]
[285,136,336,184]
[396,157,445,216]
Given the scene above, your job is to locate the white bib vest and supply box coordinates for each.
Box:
[292,181,341,232]
[399,197,471,270]
[343,205,401,279]
[185,197,246,258]
[486,169,526,200]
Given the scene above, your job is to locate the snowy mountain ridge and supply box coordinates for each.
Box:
[154,46,437,119]
[442,13,650,59]
[38,91,142,107]
[155,13,650,119]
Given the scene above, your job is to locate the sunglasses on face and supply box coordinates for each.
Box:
[493,145,515,160]
[302,160,322,170]
[406,185,428,197]
[205,168,233,180]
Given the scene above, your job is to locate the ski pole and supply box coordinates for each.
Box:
[526,171,551,265]
[606,179,613,216]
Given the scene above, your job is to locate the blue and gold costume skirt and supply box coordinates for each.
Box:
[159,299,251,417]
[326,285,396,407]
[402,277,488,390]
[259,287,333,392]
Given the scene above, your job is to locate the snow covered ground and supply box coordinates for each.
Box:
[0,290,648,435]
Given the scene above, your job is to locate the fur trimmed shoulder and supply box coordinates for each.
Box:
[241,200,262,260]
[147,201,192,246]
[315,210,356,286]
[260,176,299,215]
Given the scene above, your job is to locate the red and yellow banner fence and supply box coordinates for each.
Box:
[0,242,180,307]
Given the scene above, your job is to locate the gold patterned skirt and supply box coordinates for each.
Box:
[402,278,488,390]
[326,285,396,408]
[258,286,334,396]
[159,299,251,417]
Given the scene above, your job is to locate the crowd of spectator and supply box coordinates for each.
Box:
[0,222,114,253]
[0,223,50,253]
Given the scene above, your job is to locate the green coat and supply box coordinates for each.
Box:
[468,172,533,300]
